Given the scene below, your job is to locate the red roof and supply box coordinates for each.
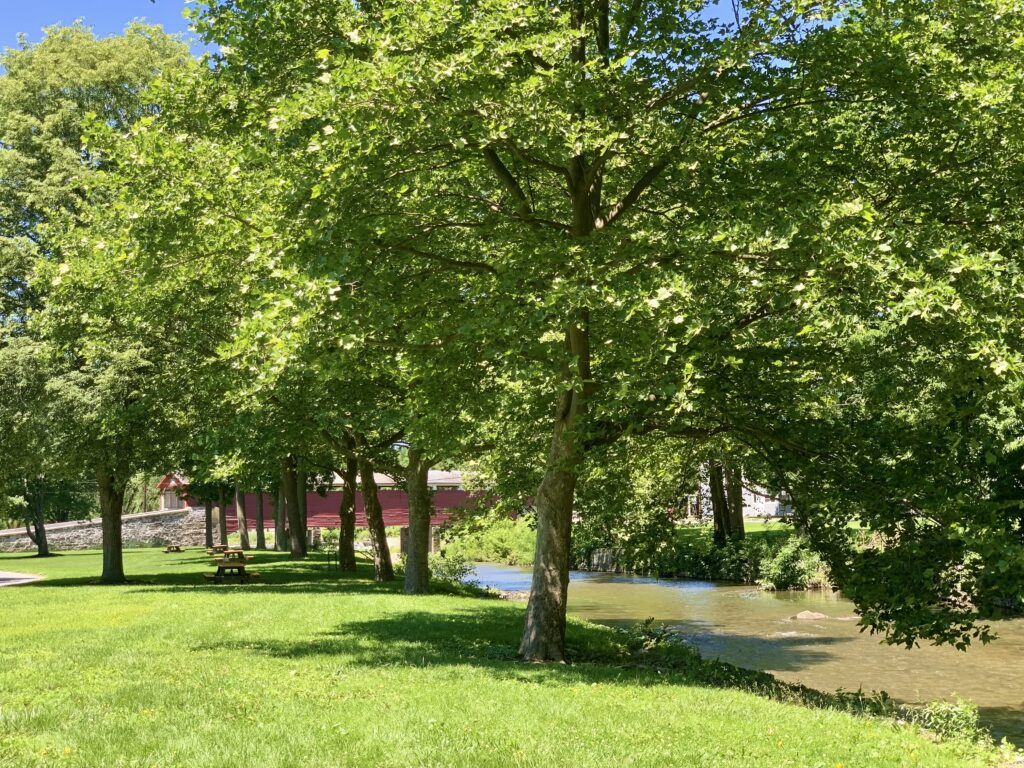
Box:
[156,472,188,491]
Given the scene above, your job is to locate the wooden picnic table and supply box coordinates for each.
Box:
[204,548,260,584]
[162,544,183,553]
[207,560,259,584]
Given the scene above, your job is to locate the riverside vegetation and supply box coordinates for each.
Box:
[0,548,1015,768]
[443,515,831,590]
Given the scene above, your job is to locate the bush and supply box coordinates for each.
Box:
[320,528,339,550]
[671,534,773,583]
[901,698,990,743]
[757,535,830,590]
[428,552,476,586]
[442,514,536,566]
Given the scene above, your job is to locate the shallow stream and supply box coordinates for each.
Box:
[470,563,1024,743]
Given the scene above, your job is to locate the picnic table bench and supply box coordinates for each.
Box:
[162,544,183,553]
[205,551,259,584]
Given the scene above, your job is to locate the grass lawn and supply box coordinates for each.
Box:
[0,547,1003,767]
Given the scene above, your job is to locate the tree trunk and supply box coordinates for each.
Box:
[710,463,730,548]
[204,499,214,548]
[97,469,126,584]
[519,387,581,661]
[274,477,288,552]
[234,485,251,550]
[255,491,266,550]
[338,455,358,571]
[282,456,306,559]
[24,481,50,561]
[725,464,745,540]
[355,441,394,581]
[33,507,49,557]
[297,473,308,554]
[403,448,433,594]
[217,486,229,546]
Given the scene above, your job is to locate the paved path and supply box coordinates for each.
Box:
[0,571,42,587]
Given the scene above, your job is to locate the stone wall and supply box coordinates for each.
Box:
[0,508,211,553]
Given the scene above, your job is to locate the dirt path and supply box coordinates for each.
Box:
[0,571,42,587]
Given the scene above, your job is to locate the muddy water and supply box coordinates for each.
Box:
[471,563,1024,743]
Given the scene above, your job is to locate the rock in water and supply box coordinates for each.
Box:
[793,610,828,621]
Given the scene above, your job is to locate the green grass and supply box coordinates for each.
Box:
[0,548,1002,767]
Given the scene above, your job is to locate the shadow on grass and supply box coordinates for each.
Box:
[20,551,406,594]
[196,605,903,710]
[15,549,1021,746]
[193,605,1024,745]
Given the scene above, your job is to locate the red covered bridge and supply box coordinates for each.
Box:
[158,471,480,532]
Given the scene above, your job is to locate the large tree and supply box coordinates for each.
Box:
[0,23,190,581]
[181,0,1024,658]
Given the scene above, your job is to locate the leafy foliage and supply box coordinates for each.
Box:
[442,513,538,567]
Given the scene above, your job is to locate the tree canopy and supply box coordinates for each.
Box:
[1,3,1021,655]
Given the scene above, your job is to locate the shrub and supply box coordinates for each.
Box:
[900,698,990,743]
[671,533,772,583]
[428,552,476,586]
[320,528,339,550]
[583,525,832,590]
[442,514,536,566]
[757,535,830,590]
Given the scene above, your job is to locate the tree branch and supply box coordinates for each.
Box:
[595,157,670,229]
[482,145,532,217]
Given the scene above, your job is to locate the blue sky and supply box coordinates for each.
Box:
[2,1,205,56]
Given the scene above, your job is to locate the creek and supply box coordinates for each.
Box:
[470,562,1024,744]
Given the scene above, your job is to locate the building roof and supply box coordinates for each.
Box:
[162,469,465,491]
[156,472,188,491]
[357,469,464,488]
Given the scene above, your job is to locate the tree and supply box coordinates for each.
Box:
[0,23,189,582]
[184,0,1024,659]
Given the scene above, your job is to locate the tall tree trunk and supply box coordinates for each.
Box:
[710,462,730,548]
[217,486,228,546]
[338,455,358,571]
[282,456,305,559]
[33,504,49,557]
[97,468,126,584]
[404,448,433,594]
[725,464,745,540]
[297,473,308,554]
[519,386,582,661]
[234,485,251,550]
[204,498,214,548]
[26,481,50,557]
[355,439,394,581]
[255,491,266,550]
[274,477,288,552]
[516,97,596,658]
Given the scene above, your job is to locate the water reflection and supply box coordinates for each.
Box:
[470,563,1024,744]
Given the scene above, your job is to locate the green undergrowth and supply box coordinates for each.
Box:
[669,527,832,589]
[442,513,537,566]
[0,548,1012,767]
[448,515,833,590]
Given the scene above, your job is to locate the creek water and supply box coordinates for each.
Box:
[470,563,1024,744]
